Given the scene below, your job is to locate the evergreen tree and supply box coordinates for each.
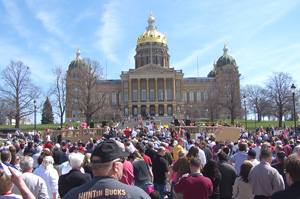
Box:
[41,97,54,124]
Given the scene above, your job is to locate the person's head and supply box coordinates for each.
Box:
[276,151,286,164]
[91,140,129,180]
[238,142,248,152]
[202,159,219,181]
[42,156,54,169]
[0,169,13,194]
[69,153,84,169]
[54,144,60,151]
[149,190,160,199]
[293,146,300,156]
[285,154,300,186]
[127,153,137,162]
[247,149,256,160]
[190,158,201,172]
[0,150,11,163]
[61,146,67,153]
[157,146,166,156]
[178,138,184,146]
[187,145,199,159]
[177,149,186,159]
[147,142,154,149]
[20,156,34,172]
[275,145,283,153]
[240,160,254,183]
[260,149,273,163]
[83,153,91,167]
[217,152,228,162]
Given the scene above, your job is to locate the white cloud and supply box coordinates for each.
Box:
[95,0,122,64]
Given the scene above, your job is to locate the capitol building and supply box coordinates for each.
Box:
[65,13,241,123]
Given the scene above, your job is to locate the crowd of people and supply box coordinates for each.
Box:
[1,120,300,199]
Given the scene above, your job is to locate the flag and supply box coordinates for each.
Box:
[283,122,288,138]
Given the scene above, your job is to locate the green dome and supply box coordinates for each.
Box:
[207,70,216,77]
[68,49,88,71]
[216,45,237,67]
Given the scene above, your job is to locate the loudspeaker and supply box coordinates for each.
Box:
[102,121,107,127]
[186,119,191,126]
[175,119,179,126]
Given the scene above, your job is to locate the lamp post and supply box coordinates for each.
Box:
[34,100,37,132]
[291,84,297,140]
[253,104,256,130]
[243,95,247,130]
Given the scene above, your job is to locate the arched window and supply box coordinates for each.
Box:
[183,90,187,103]
[189,90,194,103]
[158,57,161,66]
[204,90,208,101]
[112,92,116,105]
[196,90,201,103]
[105,92,110,104]
[99,92,103,102]
[124,108,128,116]
[118,92,122,104]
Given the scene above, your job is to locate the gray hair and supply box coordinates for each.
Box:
[42,156,54,169]
[69,153,84,169]
[20,156,34,171]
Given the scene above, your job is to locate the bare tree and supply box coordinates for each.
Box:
[266,72,295,127]
[67,58,105,126]
[0,61,42,128]
[203,85,222,123]
[242,85,269,122]
[217,67,242,125]
[50,66,67,127]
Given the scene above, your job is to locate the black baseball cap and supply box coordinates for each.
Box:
[247,149,256,157]
[91,140,129,163]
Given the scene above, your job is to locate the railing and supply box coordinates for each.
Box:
[45,127,108,144]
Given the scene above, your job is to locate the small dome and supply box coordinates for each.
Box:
[216,44,237,67]
[68,49,88,71]
[207,70,216,77]
[137,12,167,46]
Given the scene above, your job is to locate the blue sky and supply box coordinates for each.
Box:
[1,0,300,122]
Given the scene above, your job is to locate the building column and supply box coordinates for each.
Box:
[173,104,177,117]
[138,105,141,117]
[138,78,140,102]
[164,78,167,101]
[173,78,176,101]
[129,79,132,102]
[164,104,167,116]
[129,105,132,117]
[146,78,149,102]
[155,104,159,117]
[155,78,158,102]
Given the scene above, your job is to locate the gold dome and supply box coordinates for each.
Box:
[137,12,167,46]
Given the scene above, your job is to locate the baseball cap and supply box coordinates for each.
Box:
[247,149,256,157]
[79,146,86,151]
[91,140,129,163]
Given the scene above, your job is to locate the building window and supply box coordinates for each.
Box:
[124,108,128,116]
[204,90,208,101]
[124,82,128,88]
[124,93,128,102]
[112,92,116,105]
[99,92,103,101]
[105,92,110,105]
[167,88,172,101]
[150,56,154,63]
[168,106,172,115]
[176,81,180,86]
[73,87,79,94]
[118,92,122,104]
[143,57,147,66]
[158,89,164,101]
[196,90,201,103]
[133,107,138,116]
[72,111,76,118]
[158,57,161,66]
[177,106,181,113]
[177,92,181,101]
[133,90,138,102]
[150,89,155,102]
[141,89,146,102]
[189,90,194,103]
[183,90,187,103]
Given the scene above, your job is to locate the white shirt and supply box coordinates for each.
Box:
[253,146,261,161]
[33,164,58,199]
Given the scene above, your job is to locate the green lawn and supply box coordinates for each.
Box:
[0,119,296,132]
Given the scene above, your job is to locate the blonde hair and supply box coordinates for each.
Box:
[178,150,186,158]
[0,169,13,194]
[83,153,92,167]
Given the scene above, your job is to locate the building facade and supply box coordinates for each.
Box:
[66,13,241,122]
